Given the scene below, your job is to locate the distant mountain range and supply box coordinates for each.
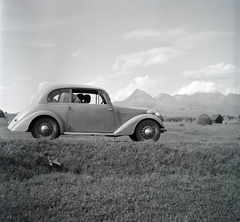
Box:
[113,89,240,117]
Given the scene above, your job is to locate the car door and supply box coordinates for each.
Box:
[68,103,116,133]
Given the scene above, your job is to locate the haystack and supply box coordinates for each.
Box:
[0,109,5,118]
[196,114,212,125]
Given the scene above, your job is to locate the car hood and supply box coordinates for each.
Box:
[116,106,149,115]
[114,105,150,125]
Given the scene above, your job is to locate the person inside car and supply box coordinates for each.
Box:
[83,94,91,103]
[76,93,84,103]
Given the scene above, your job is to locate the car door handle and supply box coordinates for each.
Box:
[107,108,113,111]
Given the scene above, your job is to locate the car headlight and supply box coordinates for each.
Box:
[147,109,155,115]
[147,109,160,118]
[155,112,160,118]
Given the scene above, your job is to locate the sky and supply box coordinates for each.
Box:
[0,0,239,113]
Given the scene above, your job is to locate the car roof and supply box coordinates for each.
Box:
[44,83,105,92]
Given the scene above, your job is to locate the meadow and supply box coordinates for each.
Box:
[0,117,240,221]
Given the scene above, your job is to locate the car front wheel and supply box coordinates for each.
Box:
[130,119,160,142]
[31,117,60,139]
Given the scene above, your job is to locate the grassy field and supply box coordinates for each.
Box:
[0,117,240,221]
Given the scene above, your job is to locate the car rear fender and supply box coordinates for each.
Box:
[9,111,64,134]
[113,114,165,136]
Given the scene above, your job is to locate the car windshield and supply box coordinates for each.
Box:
[103,91,111,103]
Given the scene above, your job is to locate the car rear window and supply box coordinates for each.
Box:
[48,89,70,103]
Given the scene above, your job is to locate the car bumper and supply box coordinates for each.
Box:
[160,128,167,133]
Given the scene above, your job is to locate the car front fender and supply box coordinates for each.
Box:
[113,114,165,136]
[8,111,64,134]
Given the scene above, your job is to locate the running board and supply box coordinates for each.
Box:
[64,132,114,136]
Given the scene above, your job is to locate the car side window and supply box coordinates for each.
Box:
[71,90,108,105]
[48,89,70,103]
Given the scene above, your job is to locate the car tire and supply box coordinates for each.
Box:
[132,119,160,142]
[31,117,60,139]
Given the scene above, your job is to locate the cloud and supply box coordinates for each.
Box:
[173,30,232,48]
[26,41,54,48]
[87,77,107,88]
[122,26,190,40]
[122,26,232,48]
[38,81,49,92]
[121,57,144,70]
[21,40,54,48]
[0,13,81,33]
[85,72,164,103]
[86,73,135,100]
[175,81,240,95]
[71,49,84,58]
[14,75,32,81]
[144,54,170,66]
[184,63,237,80]
[30,81,49,102]
[0,85,12,96]
[115,27,233,71]
[4,39,55,48]
[113,47,184,71]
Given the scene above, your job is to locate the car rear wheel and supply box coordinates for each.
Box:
[130,119,160,142]
[31,117,60,139]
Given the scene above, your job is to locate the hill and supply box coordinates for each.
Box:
[114,90,240,117]
[114,89,156,108]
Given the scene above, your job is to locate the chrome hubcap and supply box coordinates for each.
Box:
[40,125,50,134]
[141,125,155,139]
[38,122,53,136]
[144,128,154,137]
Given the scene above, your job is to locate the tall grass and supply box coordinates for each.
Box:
[0,138,240,221]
